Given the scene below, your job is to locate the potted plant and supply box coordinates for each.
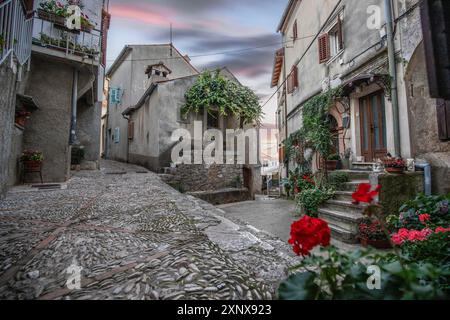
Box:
[358,219,392,249]
[383,157,406,174]
[37,0,67,26]
[326,153,341,171]
[15,110,31,127]
[21,150,44,171]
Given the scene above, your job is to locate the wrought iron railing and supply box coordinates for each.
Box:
[0,0,34,66]
[32,14,101,62]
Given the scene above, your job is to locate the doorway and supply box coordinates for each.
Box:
[359,91,387,162]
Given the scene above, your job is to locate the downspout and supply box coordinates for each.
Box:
[415,163,432,196]
[122,113,130,163]
[384,0,401,157]
[69,68,79,145]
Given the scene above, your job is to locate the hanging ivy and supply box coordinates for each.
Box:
[181,70,263,124]
[285,86,344,164]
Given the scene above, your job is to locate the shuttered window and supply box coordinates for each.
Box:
[293,20,298,41]
[318,34,330,63]
[437,100,450,141]
[128,121,134,140]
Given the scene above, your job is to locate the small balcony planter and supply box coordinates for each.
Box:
[383,157,406,174]
[37,9,66,26]
[359,220,392,250]
[325,154,341,171]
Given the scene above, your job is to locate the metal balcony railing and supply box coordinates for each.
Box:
[0,0,34,67]
[32,14,101,62]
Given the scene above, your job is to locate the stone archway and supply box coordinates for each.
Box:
[404,41,450,194]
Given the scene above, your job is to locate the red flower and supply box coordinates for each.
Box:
[288,216,331,256]
[391,228,433,246]
[352,184,381,204]
[435,226,450,234]
[419,214,431,224]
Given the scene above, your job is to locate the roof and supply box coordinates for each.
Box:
[106,46,132,78]
[106,44,199,78]
[122,83,158,116]
[145,62,172,75]
[16,94,40,110]
[277,0,299,33]
[271,48,284,88]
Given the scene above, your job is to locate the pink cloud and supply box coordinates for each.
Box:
[109,5,188,29]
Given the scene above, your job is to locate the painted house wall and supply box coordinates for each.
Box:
[106,45,198,163]
[277,0,414,166]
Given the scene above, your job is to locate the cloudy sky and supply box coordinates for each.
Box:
[106,0,289,124]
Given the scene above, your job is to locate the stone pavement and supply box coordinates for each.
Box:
[0,160,298,300]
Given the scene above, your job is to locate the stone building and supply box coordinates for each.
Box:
[271,0,449,242]
[272,0,449,192]
[0,0,110,198]
[106,45,262,203]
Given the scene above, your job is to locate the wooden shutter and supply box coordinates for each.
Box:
[292,65,299,89]
[128,121,134,140]
[287,73,293,94]
[101,9,112,67]
[318,34,330,63]
[337,17,344,50]
[437,100,450,141]
[293,20,298,40]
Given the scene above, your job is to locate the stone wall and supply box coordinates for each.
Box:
[8,126,24,186]
[173,164,244,193]
[370,172,424,215]
[0,64,17,198]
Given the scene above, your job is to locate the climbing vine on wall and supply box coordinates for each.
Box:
[284,86,344,164]
[181,70,263,124]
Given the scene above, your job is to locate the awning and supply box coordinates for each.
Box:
[340,73,389,96]
[16,94,40,110]
[271,48,285,88]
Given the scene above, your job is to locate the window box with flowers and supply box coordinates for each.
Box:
[20,150,44,171]
[383,157,406,174]
[15,110,31,128]
[358,219,392,249]
[38,0,95,33]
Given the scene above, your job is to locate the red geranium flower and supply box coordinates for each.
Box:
[288,216,331,256]
[419,214,431,224]
[352,183,381,204]
[435,226,450,234]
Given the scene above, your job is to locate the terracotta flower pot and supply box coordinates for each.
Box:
[385,167,405,174]
[360,237,392,249]
[38,9,66,26]
[326,160,339,171]
[23,160,42,171]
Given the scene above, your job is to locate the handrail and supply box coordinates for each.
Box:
[0,0,33,67]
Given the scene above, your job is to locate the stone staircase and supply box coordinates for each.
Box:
[318,171,371,244]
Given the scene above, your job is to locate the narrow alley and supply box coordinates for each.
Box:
[0,161,297,300]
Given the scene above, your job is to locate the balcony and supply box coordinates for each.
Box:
[31,13,101,65]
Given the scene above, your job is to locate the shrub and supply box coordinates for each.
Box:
[296,188,334,217]
[327,171,349,190]
[20,150,44,162]
[71,146,85,165]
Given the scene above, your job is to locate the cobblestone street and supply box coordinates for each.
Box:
[0,161,298,300]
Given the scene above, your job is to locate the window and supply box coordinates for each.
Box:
[114,127,120,144]
[293,20,298,41]
[287,65,299,94]
[207,110,220,129]
[318,17,343,64]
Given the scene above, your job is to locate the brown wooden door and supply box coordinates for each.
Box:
[359,91,387,162]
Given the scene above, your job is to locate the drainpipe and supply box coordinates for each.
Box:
[415,163,432,196]
[69,68,79,145]
[384,0,401,157]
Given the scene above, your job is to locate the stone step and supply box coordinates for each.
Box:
[328,222,359,244]
[318,207,364,234]
[335,170,371,180]
[323,199,367,215]
[352,162,376,171]
[334,191,354,202]
[342,180,370,192]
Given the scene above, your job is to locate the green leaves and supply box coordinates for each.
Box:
[278,272,320,300]
[181,70,263,124]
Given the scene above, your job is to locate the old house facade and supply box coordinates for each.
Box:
[273,0,449,193]
[1,0,110,198]
[106,45,262,203]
